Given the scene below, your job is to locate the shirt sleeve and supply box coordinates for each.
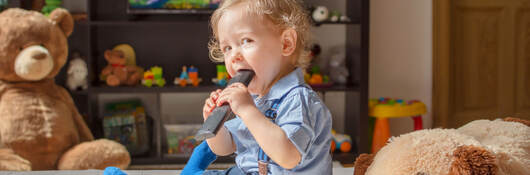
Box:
[275,91,317,165]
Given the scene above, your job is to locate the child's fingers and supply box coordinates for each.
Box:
[210,90,221,100]
[205,98,216,110]
[216,91,231,106]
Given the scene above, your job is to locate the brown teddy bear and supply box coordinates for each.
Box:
[100,49,142,86]
[0,8,130,170]
[354,118,530,175]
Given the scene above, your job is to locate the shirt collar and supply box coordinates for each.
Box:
[256,67,306,101]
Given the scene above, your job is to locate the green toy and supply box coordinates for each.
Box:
[142,66,166,87]
[42,0,62,16]
[211,65,229,86]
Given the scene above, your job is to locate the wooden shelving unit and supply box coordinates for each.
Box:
[46,0,370,165]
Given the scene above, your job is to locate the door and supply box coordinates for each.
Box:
[434,0,530,128]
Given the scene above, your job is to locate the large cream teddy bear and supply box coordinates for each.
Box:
[354,118,530,175]
[0,8,130,170]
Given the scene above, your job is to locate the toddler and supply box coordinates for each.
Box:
[198,0,333,174]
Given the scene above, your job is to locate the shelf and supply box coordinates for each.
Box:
[88,21,205,26]
[332,152,357,165]
[88,84,359,93]
[127,8,215,15]
[129,152,357,165]
[313,18,361,26]
[130,155,235,165]
[68,89,89,95]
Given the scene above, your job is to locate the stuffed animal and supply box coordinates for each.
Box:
[354,118,530,175]
[100,49,142,87]
[66,52,88,91]
[0,8,130,170]
[327,46,348,84]
[312,6,329,23]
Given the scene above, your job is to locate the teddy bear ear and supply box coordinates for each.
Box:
[449,145,498,175]
[49,8,74,37]
[353,153,374,175]
[503,117,530,127]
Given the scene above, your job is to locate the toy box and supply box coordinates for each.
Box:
[103,100,151,156]
[164,124,202,155]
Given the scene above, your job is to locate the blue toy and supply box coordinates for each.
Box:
[181,141,217,175]
[103,166,127,175]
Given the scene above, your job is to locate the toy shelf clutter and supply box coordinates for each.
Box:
[10,0,371,165]
[369,98,427,153]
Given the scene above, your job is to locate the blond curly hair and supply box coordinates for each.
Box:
[208,0,312,68]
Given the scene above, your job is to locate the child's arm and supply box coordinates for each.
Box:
[240,107,302,169]
[206,126,235,156]
[203,89,236,156]
[216,83,302,169]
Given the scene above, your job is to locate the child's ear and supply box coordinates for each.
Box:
[281,29,297,57]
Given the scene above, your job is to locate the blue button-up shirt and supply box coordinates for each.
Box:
[224,68,333,174]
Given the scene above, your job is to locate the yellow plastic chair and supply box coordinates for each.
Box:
[369,98,426,153]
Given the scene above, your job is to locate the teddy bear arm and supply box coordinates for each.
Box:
[101,66,113,76]
[57,88,94,142]
[58,139,130,170]
[0,148,31,171]
[353,153,374,175]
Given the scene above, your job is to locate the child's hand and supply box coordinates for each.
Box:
[203,89,222,121]
[216,83,255,117]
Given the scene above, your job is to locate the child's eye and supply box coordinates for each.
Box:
[223,46,232,53]
[242,38,253,45]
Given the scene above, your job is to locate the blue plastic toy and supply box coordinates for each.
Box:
[103,166,127,175]
[181,141,217,175]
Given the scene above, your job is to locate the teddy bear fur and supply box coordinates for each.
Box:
[0,8,130,170]
[354,118,530,175]
[100,49,141,87]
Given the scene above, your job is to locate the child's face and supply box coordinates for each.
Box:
[218,4,292,95]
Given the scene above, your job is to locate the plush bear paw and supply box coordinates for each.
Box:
[0,148,31,171]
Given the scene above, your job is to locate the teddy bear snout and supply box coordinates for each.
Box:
[14,45,54,81]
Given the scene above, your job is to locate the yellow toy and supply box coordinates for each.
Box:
[142,66,165,87]
[211,65,230,86]
[369,98,426,153]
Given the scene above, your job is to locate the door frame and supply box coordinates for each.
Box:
[433,0,451,127]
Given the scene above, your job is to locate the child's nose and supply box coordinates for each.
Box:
[230,49,243,63]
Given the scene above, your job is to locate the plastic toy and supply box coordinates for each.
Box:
[66,52,88,91]
[142,66,166,87]
[369,98,426,153]
[42,0,62,16]
[330,130,352,153]
[211,64,230,86]
[174,66,203,87]
[306,65,331,86]
[103,166,127,175]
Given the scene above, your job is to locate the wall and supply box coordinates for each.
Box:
[369,0,433,136]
